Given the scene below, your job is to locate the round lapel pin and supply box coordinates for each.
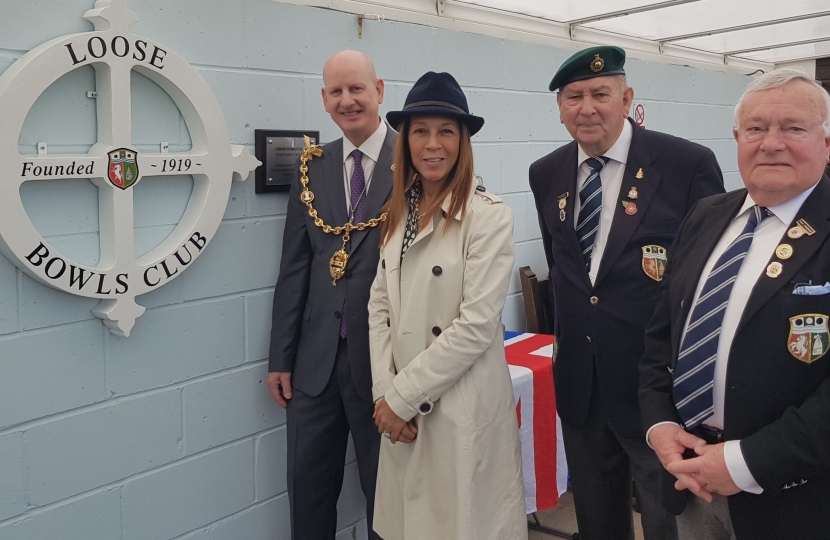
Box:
[776,244,793,260]
[625,202,637,215]
[766,261,783,278]
[788,226,804,239]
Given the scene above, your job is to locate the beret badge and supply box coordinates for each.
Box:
[590,54,605,73]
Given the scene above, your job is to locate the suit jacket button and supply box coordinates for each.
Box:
[432,266,442,276]
[420,403,431,413]
[335,311,341,319]
[432,326,442,336]
[345,271,353,279]
[386,318,390,327]
[590,296,599,305]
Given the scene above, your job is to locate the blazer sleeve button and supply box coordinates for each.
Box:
[432,266,442,276]
[432,326,442,336]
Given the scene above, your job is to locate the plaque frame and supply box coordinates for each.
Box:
[255,129,320,193]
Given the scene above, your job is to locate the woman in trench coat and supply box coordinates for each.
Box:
[368,71,527,540]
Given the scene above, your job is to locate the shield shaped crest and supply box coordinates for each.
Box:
[788,314,830,363]
[642,245,667,282]
[107,148,139,189]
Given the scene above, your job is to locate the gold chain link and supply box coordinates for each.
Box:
[299,136,386,241]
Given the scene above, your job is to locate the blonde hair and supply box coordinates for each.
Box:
[380,117,474,246]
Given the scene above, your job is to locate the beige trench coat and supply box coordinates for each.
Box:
[368,183,527,540]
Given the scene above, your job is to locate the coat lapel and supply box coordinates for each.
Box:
[321,139,348,226]
[385,219,405,323]
[350,128,395,253]
[553,142,593,290]
[737,176,830,334]
[595,121,660,287]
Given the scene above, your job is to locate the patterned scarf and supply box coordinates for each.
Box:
[401,180,422,260]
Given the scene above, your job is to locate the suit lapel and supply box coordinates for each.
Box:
[595,122,660,287]
[671,192,746,354]
[322,139,348,227]
[737,177,830,334]
[350,128,395,253]
[553,142,593,290]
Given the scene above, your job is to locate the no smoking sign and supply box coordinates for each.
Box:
[634,102,646,128]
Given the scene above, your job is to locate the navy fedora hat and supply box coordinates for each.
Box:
[387,72,485,135]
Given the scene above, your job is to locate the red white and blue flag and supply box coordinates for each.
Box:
[505,331,568,513]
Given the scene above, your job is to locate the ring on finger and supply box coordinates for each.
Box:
[383,432,391,439]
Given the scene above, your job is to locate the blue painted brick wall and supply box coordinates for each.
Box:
[0,1,750,538]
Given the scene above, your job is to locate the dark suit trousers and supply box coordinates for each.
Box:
[561,369,677,540]
[286,338,381,540]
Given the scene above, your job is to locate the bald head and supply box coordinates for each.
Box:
[321,50,385,147]
[323,50,378,85]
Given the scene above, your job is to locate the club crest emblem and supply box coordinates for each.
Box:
[107,148,139,189]
[642,245,667,282]
[788,314,829,363]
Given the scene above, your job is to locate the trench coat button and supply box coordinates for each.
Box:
[381,259,385,269]
[335,311,341,319]
[386,318,390,327]
[420,403,431,413]
[442,210,447,218]
[475,185,485,192]
[432,266,442,276]
[590,296,599,305]
[432,326,442,336]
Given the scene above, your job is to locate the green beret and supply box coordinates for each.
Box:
[549,46,626,92]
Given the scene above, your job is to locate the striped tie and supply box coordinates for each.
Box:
[673,205,770,429]
[576,157,607,269]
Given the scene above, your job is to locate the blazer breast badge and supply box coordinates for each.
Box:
[788,314,829,363]
[641,245,667,282]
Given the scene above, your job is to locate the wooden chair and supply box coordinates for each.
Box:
[519,266,554,335]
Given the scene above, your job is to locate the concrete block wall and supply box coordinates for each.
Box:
[0,1,750,538]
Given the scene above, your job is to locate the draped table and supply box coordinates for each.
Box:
[505,331,568,514]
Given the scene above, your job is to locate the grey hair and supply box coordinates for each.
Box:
[734,68,830,137]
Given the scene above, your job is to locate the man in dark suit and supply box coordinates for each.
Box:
[640,70,830,540]
[267,50,395,540]
[529,46,724,540]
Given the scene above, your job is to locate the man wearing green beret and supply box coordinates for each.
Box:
[529,46,725,540]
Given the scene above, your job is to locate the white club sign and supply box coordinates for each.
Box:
[0,0,260,336]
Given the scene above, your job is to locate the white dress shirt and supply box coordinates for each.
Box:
[342,120,387,217]
[575,120,633,285]
[649,182,818,494]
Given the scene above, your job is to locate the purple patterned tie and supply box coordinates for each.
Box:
[341,149,366,338]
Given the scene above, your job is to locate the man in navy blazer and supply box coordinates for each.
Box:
[529,46,724,539]
[640,69,830,540]
[267,50,394,540]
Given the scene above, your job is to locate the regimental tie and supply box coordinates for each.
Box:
[673,205,771,429]
[576,156,608,269]
[340,149,366,339]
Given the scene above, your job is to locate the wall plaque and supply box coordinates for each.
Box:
[255,130,320,193]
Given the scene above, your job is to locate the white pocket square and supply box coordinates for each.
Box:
[793,282,830,296]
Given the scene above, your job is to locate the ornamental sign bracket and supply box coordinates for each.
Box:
[0,0,260,337]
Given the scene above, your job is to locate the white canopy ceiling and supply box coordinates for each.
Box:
[457,0,830,65]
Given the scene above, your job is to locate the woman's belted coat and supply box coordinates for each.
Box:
[368,181,527,540]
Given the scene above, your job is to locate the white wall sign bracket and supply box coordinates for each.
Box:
[0,0,260,336]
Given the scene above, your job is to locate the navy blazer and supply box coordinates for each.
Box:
[529,118,724,438]
[269,130,396,403]
[640,178,830,539]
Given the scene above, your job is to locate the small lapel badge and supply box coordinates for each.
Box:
[788,314,829,363]
[628,186,638,200]
[776,244,794,260]
[622,200,637,215]
[642,245,667,282]
[635,168,644,179]
[788,226,805,239]
[557,192,569,222]
[766,261,783,278]
[797,218,816,236]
